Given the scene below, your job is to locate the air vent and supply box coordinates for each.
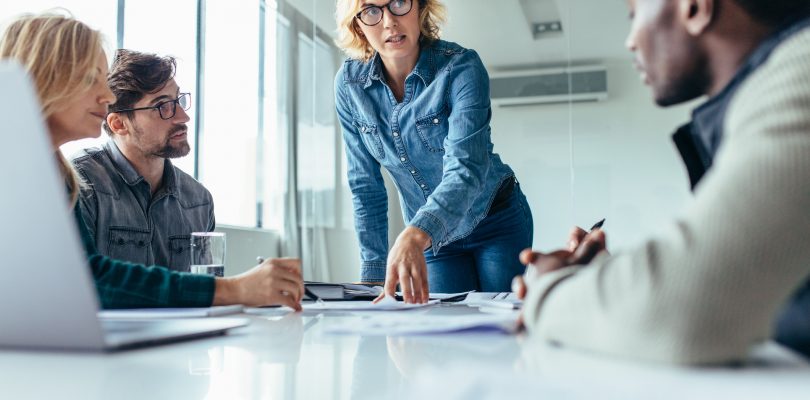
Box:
[490,65,608,107]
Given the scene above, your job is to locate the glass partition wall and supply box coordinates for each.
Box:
[197,0,344,281]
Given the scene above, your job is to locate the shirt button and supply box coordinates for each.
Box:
[360,127,366,133]
[410,170,416,174]
[400,157,406,162]
[433,118,439,124]
[393,131,399,137]
[421,184,427,188]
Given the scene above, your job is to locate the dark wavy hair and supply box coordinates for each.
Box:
[733,0,810,26]
[103,49,177,135]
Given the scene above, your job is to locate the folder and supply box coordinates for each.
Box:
[304,282,382,300]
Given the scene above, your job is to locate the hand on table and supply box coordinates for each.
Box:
[374,226,432,304]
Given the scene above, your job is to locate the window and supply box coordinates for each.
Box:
[198,0,261,227]
[2,0,342,233]
[296,33,338,228]
[200,0,342,229]
[123,0,199,175]
[259,6,290,231]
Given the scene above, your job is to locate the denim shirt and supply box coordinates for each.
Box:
[72,140,215,272]
[335,39,515,282]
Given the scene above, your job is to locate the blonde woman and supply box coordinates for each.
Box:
[0,12,304,309]
[335,0,533,303]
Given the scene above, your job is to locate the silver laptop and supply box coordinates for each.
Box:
[0,61,248,351]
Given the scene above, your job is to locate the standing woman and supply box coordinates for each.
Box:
[334,0,533,302]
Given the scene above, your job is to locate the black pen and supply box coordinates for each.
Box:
[590,218,606,231]
[256,257,324,304]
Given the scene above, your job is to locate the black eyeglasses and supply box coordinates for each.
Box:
[355,0,413,26]
[112,93,191,120]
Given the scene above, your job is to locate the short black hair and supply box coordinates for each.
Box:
[103,49,177,135]
[732,0,810,26]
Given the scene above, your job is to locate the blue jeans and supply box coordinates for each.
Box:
[425,184,533,293]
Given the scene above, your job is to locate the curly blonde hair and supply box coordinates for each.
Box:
[335,0,447,62]
[0,11,106,205]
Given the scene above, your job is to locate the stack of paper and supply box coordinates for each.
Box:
[304,282,382,300]
[342,283,383,298]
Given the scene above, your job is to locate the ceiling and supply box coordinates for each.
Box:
[292,0,633,69]
[441,0,633,69]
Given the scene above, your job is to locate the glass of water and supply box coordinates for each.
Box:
[190,232,226,277]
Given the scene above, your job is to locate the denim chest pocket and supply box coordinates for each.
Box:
[169,235,191,272]
[107,227,150,263]
[353,119,385,159]
[415,107,448,153]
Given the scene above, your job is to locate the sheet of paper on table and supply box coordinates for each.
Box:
[324,312,520,335]
[462,292,523,309]
[303,296,440,311]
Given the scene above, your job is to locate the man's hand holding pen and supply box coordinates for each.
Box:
[512,219,608,331]
[513,219,609,300]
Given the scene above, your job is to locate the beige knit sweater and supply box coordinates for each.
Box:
[523,28,810,365]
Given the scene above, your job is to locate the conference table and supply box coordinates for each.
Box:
[1,304,808,399]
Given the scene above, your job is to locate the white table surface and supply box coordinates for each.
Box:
[0,304,808,400]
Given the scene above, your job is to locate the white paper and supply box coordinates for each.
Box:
[325,312,520,335]
[427,290,475,300]
[98,305,244,319]
[303,296,439,311]
[462,292,523,309]
[341,283,383,294]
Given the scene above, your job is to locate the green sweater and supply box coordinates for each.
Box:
[74,205,215,309]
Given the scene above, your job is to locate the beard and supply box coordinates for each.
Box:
[132,123,191,159]
[154,129,191,159]
[653,67,709,107]
[648,28,711,107]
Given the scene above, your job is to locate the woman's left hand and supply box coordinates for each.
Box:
[374,226,432,304]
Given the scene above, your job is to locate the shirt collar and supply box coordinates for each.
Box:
[675,16,810,188]
[692,16,810,149]
[104,139,177,195]
[363,41,436,89]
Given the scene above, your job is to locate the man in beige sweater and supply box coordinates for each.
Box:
[518,0,810,364]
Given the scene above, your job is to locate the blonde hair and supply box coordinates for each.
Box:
[335,0,447,62]
[0,11,105,205]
